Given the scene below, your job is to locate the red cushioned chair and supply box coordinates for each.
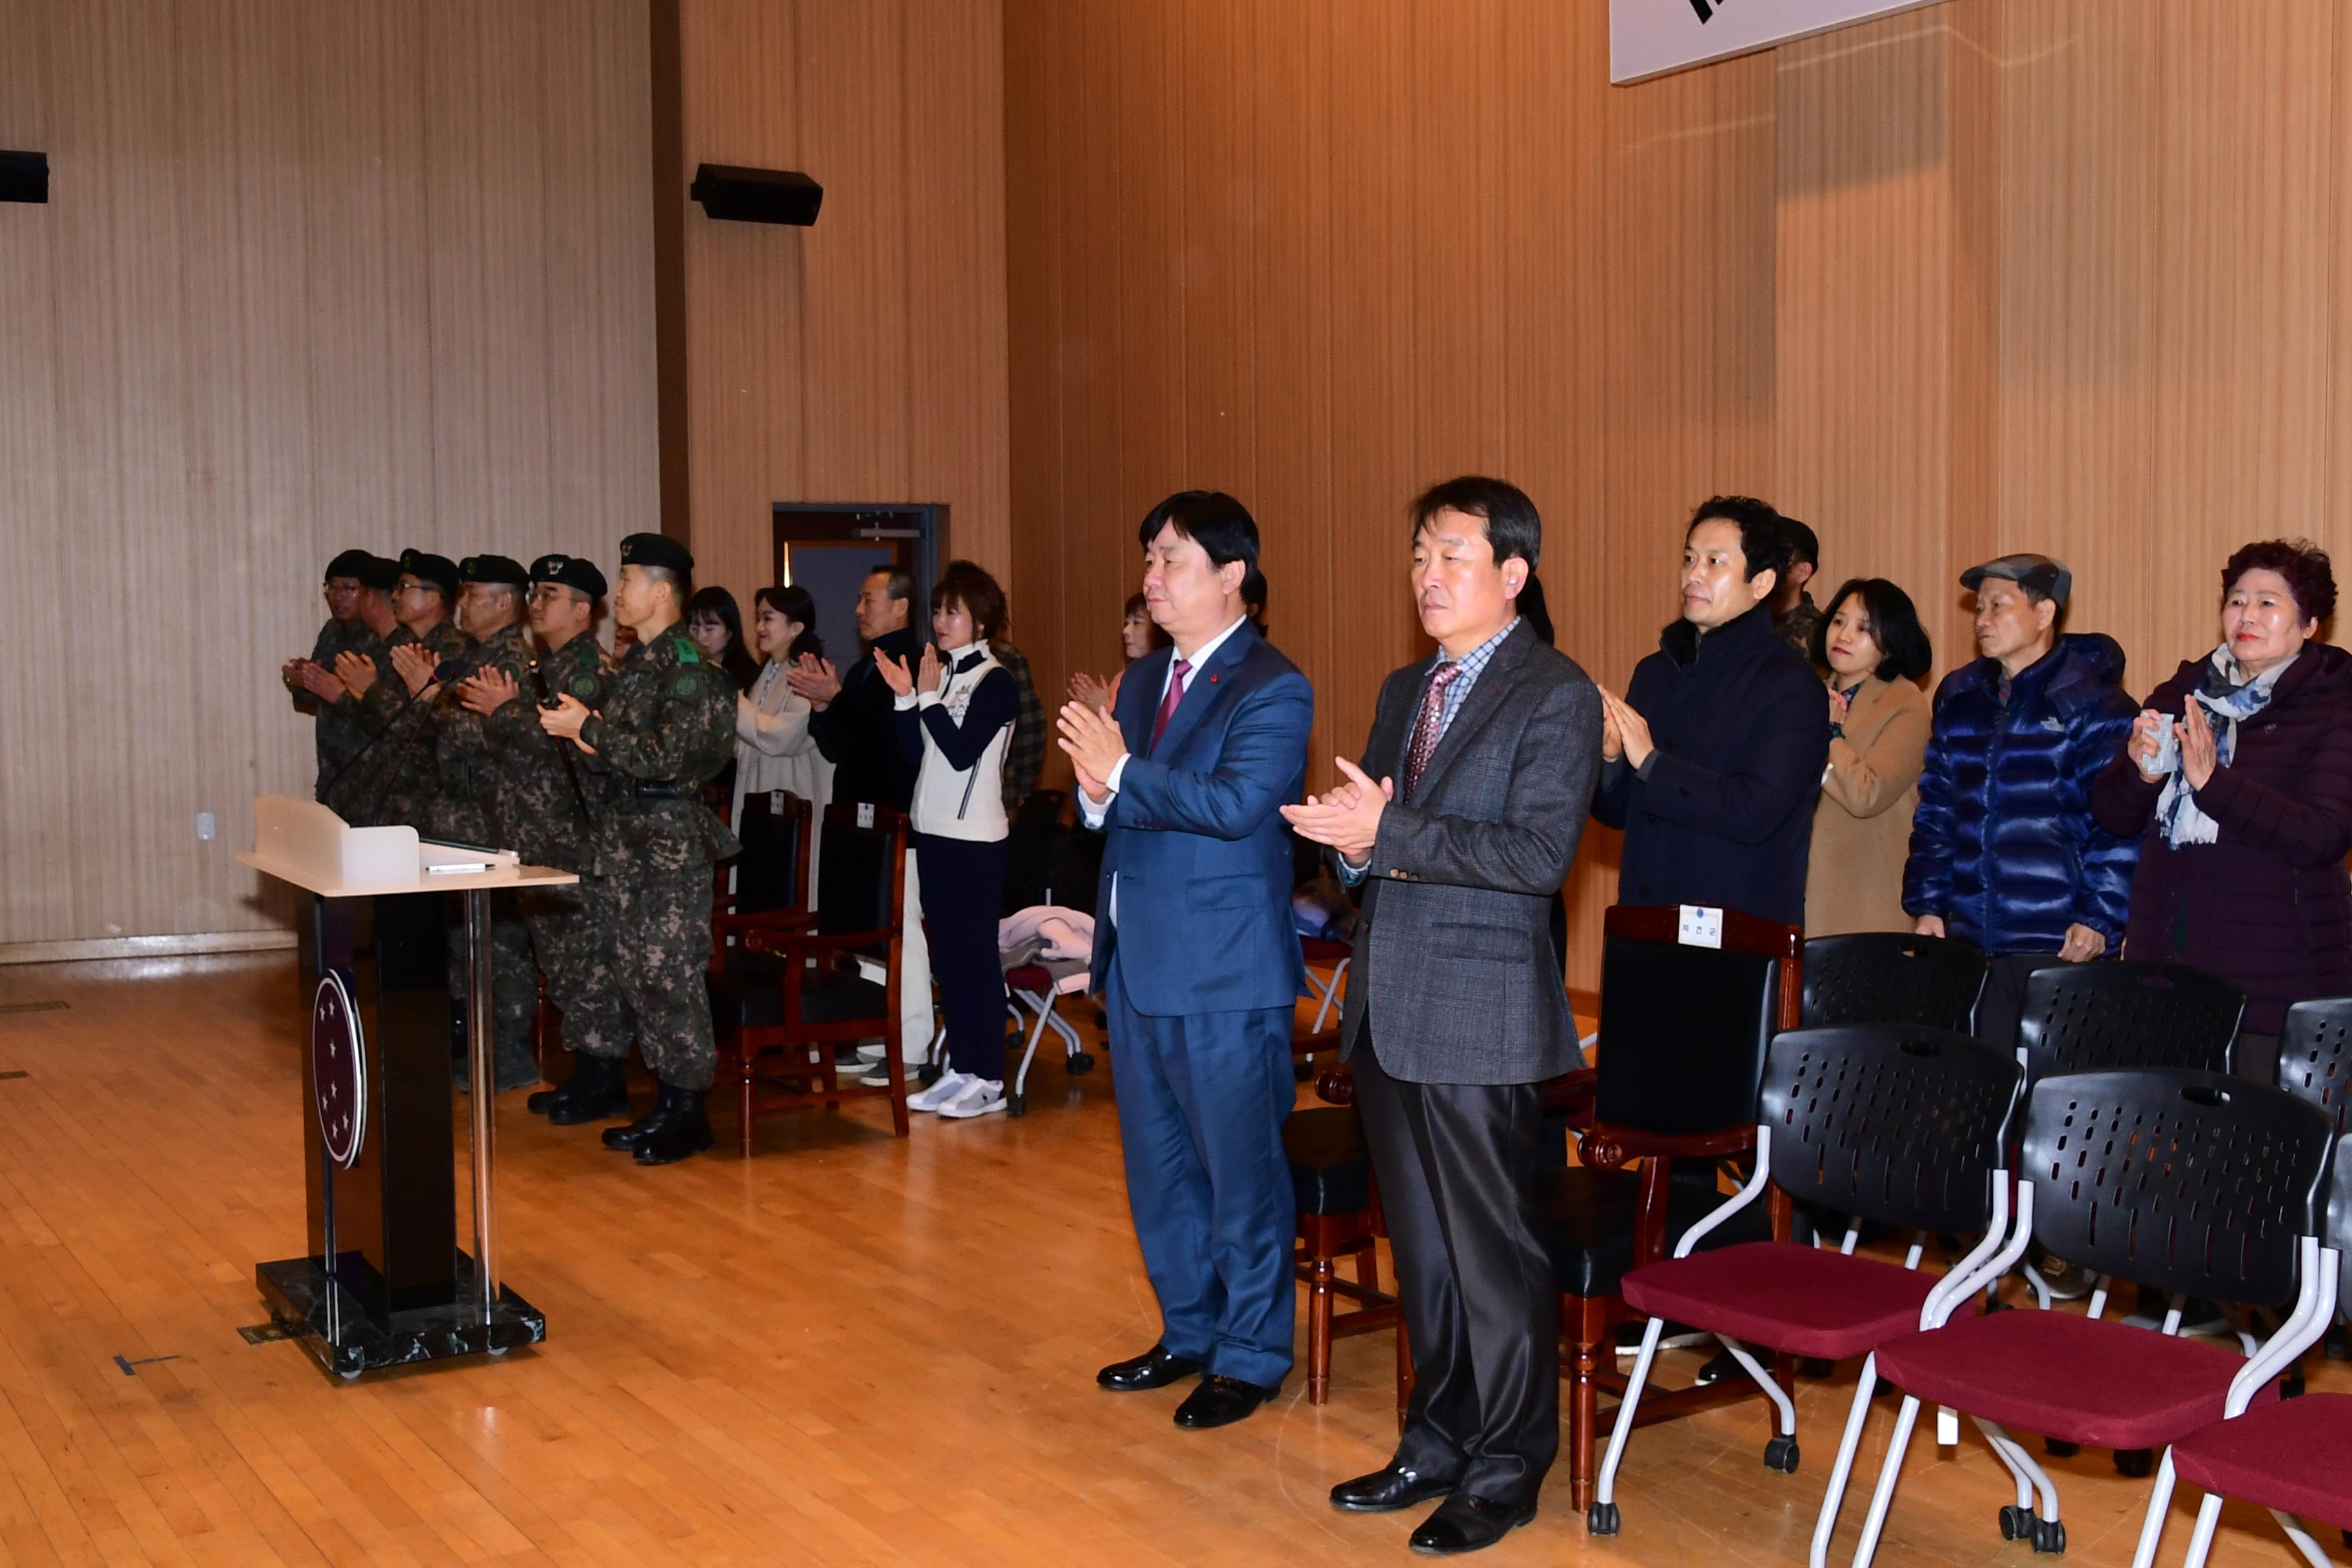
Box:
[1589,1024,2022,1568]
[1846,1069,2336,1566]
[2163,1127,2352,1567]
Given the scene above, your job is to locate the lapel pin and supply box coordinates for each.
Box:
[1208,674,1219,684]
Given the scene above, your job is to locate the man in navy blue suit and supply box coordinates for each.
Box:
[1058,491,1314,1431]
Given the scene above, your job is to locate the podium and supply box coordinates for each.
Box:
[239,795,574,1378]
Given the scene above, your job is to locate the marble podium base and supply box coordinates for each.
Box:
[257,1253,545,1380]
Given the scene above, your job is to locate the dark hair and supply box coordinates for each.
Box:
[1812,577,1932,684]
[754,583,825,663]
[685,585,759,691]
[1516,573,1556,647]
[2222,538,2335,626]
[1778,515,1819,571]
[1240,567,1268,632]
[863,565,917,605]
[1409,475,1542,572]
[1687,495,1791,585]
[931,560,1007,645]
[1123,591,1148,620]
[640,563,691,606]
[1139,490,1260,576]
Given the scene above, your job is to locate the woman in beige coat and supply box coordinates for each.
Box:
[734,584,835,888]
[1806,578,1933,936]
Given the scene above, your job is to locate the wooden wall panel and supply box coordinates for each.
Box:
[0,0,655,948]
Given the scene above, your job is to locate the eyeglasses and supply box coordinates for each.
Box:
[393,581,436,598]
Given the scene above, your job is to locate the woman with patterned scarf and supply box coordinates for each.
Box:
[2092,539,2352,1083]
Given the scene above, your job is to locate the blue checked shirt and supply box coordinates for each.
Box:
[1337,618,1519,885]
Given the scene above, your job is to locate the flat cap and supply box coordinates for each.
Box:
[1961,553,2072,607]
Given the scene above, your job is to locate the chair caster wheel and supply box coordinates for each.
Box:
[338,1369,363,1381]
[1999,1504,2031,1541]
[917,1063,943,1088]
[1798,1357,1834,1378]
[1066,1052,1095,1075]
[2043,1438,2079,1458]
[487,1346,509,1357]
[2031,1518,2066,1554]
[2112,1448,2152,1478]
[1007,1094,1026,1117]
[1585,1502,1620,1536]
[1763,1435,1799,1473]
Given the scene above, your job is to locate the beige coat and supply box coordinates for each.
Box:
[732,660,835,891]
[1806,674,1929,937]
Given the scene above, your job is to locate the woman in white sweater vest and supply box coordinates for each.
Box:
[881,563,1019,1119]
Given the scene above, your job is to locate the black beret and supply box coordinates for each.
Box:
[530,552,607,598]
[458,553,530,588]
[618,532,694,576]
[357,554,402,591]
[397,549,459,599]
[324,548,377,583]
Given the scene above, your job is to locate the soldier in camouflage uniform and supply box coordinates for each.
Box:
[283,549,382,798]
[319,551,467,828]
[459,551,635,1123]
[541,533,738,1166]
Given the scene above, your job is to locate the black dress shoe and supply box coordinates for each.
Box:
[602,1082,676,1151]
[549,1056,633,1126]
[1173,1375,1279,1429]
[1329,1465,1456,1513]
[1409,1494,1536,1555]
[1097,1344,1203,1391]
[634,1090,713,1165]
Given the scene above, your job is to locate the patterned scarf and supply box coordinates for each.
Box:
[2152,645,2295,847]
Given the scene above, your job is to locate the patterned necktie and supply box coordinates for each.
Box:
[1404,661,1466,800]
[1150,659,1192,752]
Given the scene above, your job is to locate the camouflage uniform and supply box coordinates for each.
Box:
[326,619,467,830]
[1776,590,1827,676]
[484,632,631,1063]
[316,626,405,825]
[576,627,738,1090]
[294,616,380,799]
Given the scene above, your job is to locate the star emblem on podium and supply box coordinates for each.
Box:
[310,973,367,1169]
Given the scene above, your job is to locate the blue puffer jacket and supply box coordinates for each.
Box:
[1902,634,2141,954]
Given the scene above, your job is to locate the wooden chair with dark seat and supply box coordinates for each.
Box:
[714,802,913,1148]
[1280,1027,1404,1410]
[1541,903,1803,1515]
[1800,932,1987,1032]
[704,790,814,1101]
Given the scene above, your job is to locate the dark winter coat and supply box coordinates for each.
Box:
[2090,641,2352,1035]
[1592,603,1831,928]
[1902,634,2141,954]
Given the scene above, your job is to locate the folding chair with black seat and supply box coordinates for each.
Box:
[1801,932,1988,1032]
[1538,902,1805,1514]
[1589,1024,2022,1567]
[2165,1127,2352,1567]
[718,803,914,1148]
[1847,1069,2337,1567]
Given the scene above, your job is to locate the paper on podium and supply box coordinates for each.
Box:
[240,794,574,896]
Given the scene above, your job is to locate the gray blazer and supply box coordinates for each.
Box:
[1340,621,1603,1085]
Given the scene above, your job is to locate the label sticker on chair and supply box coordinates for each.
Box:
[857,803,875,829]
[1677,905,1723,949]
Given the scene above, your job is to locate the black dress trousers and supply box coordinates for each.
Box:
[1351,1028,1558,1504]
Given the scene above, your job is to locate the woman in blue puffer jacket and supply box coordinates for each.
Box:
[1903,554,2142,1045]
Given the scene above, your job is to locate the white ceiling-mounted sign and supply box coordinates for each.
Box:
[1611,0,1943,84]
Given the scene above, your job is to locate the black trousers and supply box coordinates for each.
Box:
[1973,952,2075,1051]
[1352,1028,1558,1503]
[914,832,1010,1081]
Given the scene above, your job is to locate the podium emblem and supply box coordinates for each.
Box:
[310,972,367,1168]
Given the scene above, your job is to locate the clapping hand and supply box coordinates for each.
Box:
[917,643,942,692]
[1280,758,1394,865]
[2127,709,2168,781]
[391,642,440,698]
[291,660,347,702]
[1057,700,1126,799]
[2177,701,2219,790]
[875,648,916,698]
[1598,689,1654,769]
[1828,685,1852,730]
[539,692,596,753]
[458,667,522,717]
[785,652,842,709]
[1068,672,1112,712]
[333,648,380,697]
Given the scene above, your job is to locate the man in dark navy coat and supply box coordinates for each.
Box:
[1059,491,1314,1431]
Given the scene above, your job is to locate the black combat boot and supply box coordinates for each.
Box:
[633,1088,714,1166]
[547,1055,634,1125]
[602,1081,678,1151]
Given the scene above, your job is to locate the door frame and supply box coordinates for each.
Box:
[770,503,944,606]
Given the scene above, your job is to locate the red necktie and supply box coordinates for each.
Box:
[1150,659,1192,752]
[1403,661,1466,800]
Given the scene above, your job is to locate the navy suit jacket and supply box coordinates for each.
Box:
[1087,622,1313,1017]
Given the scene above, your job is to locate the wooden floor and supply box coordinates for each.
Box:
[0,955,2333,1567]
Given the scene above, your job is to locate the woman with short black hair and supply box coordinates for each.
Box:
[1805,578,1934,936]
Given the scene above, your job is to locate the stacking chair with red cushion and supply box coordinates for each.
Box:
[2277,996,2352,1136]
[1589,1024,2021,1568]
[2164,1129,2352,1568]
[1847,1070,2336,1566]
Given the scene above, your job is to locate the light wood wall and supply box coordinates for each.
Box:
[667,0,1012,607]
[1006,0,2352,987]
[0,0,657,947]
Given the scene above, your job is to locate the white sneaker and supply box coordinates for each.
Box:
[905,1070,970,1113]
[854,1043,887,1063]
[936,1078,1006,1119]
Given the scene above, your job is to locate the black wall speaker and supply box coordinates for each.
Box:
[689,164,821,226]
[0,151,48,204]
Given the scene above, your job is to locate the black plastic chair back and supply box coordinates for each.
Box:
[2023,1070,2332,1306]
[815,804,903,939]
[1048,818,1105,916]
[1595,934,1781,1135]
[999,789,1068,916]
[734,789,809,916]
[1801,934,1988,1033]
[2015,961,2244,1086]
[1761,1026,2021,1234]
[2278,997,2352,1136]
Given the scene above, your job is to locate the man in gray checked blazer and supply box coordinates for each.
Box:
[1286,476,1602,1557]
